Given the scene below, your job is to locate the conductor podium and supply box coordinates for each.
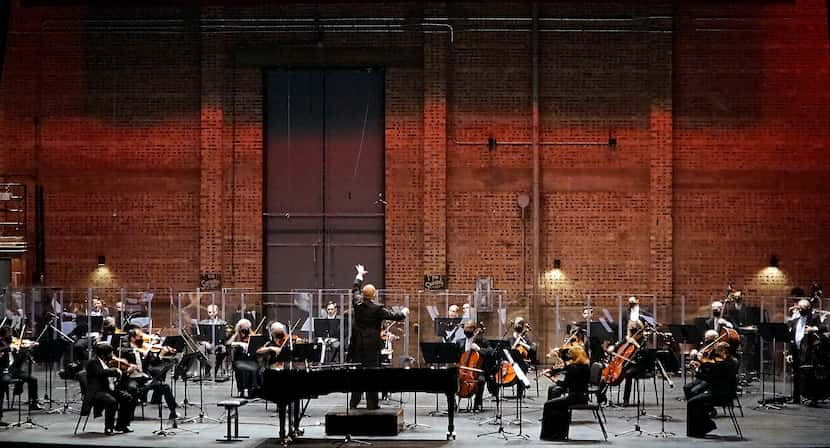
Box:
[325,408,404,436]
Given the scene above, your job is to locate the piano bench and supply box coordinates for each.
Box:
[217,399,249,442]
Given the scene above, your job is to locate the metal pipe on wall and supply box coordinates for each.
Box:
[530,2,542,345]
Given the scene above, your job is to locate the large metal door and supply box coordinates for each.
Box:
[264,69,385,292]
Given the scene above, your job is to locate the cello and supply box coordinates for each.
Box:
[601,320,644,386]
[457,322,486,398]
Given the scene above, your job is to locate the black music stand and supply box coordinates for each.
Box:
[645,350,676,438]
[33,319,73,414]
[668,324,700,385]
[291,342,323,366]
[89,316,104,332]
[616,349,657,438]
[756,322,790,409]
[197,324,227,344]
[197,324,227,380]
[314,319,341,339]
[421,343,460,417]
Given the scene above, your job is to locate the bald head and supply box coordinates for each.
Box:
[362,284,377,300]
[704,329,718,341]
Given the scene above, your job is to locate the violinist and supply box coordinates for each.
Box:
[686,341,738,438]
[0,326,42,411]
[788,299,826,405]
[685,329,719,395]
[125,329,179,420]
[73,316,118,361]
[455,320,491,412]
[508,317,536,400]
[228,318,259,398]
[348,263,409,410]
[540,337,590,441]
[257,322,292,368]
[620,319,646,407]
[83,343,137,434]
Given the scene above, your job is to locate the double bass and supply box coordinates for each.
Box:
[601,321,644,386]
[457,323,485,398]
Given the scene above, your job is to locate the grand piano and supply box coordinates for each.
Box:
[260,367,459,441]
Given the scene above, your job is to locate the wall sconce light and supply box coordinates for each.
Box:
[487,136,497,152]
[553,259,561,270]
[769,255,779,269]
[97,255,106,267]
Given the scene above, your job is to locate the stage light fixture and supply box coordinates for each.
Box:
[97,255,106,267]
[553,259,561,270]
[769,255,779,268]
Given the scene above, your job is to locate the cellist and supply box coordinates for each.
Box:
[508,317,536,400]
[620,319,646,406]
[454,320,491,412]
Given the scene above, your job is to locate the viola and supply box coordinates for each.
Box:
[457,323,486,398]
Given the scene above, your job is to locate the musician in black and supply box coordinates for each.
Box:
[506,317,536,400]
[455,320,491,411]
[0,326,42,410]
[228,318,259,398]
[199,304,228,378]
[686,342,739,438]
[621,319,647,407]
[123,329,179,420]
[788,299,826,404]
[704,301,734,332]
[83,343,137,434]
[347,263,409,410]
[540,344,590,441]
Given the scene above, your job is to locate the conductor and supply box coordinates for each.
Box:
[348,264,409,410]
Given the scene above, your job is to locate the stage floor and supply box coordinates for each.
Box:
[1,369,828,448]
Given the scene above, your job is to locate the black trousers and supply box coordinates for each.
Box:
[125,378,177,411]
[540,387,580,441]
[233,360,260,395]
[686,391,716,438]
[92,389,136,430]
[349,354,380,409]
[204,344,227,376]
[683,378,709,400]
[622,363,647,404]
[2,370,38,403]
[791,347,804,403]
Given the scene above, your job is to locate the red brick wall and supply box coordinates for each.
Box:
[0,1,827,325]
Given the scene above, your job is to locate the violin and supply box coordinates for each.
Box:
[258,333,295,370]
[108,355,138,373]
[11,337,38,351]
[544,328,586,377]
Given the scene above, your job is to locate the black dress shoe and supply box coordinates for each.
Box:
[168,410,180,420]
[0,420,9,427]
[28,402,44,411]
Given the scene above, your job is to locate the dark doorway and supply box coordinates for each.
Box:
[264,68,385,292]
